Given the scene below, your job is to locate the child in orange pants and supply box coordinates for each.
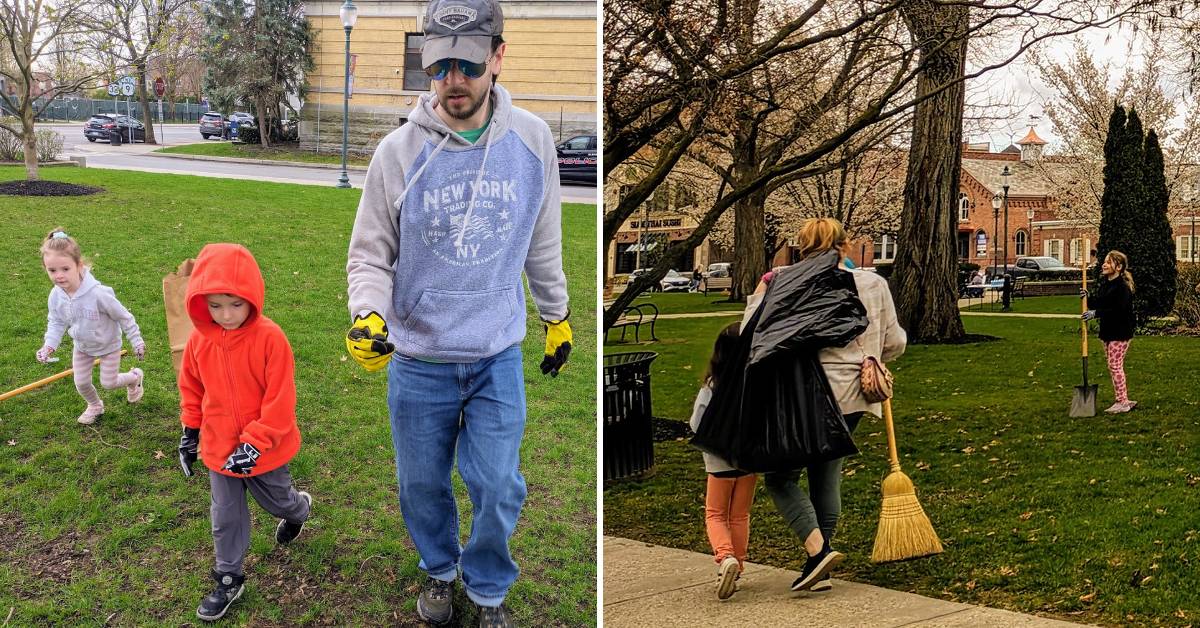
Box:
[689,322,756,600]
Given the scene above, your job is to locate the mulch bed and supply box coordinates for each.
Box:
[0,180,103,196]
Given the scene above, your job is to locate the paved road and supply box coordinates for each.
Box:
[41,123,598,201]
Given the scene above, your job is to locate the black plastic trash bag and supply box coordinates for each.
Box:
[690,250,868,472]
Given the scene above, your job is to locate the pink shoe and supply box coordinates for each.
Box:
[78,402,104,425]
[127,368,144,403]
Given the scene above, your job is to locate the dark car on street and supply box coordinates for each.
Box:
[557,134,596,185]
[199,112,230,140]
[83,114,146,143]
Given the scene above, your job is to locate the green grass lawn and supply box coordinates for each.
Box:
[157,142,372,167]
[605,291,743,315]
[605,313,1200,626]
[0,166,596,626]
[962,294,1081,314]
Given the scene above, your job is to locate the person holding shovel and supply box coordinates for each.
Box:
[744,218,907,592]
[1081,250,1137,414]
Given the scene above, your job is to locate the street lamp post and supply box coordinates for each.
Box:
[1001,165,1011,273]
[1026,207,1035,257]
[991,193,1001,279]
[336,0,358,189]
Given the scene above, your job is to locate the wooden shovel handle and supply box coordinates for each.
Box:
[1081,262,1088,357]
[883,398,901,472]
[0,350,128,402]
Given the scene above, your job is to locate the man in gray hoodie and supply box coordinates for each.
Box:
[344,1,571,625]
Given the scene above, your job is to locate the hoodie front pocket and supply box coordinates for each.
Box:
[405,287,517,355]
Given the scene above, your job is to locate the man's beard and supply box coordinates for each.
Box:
[443,86,488,121]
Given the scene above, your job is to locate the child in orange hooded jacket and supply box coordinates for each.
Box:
[174,243,312,623]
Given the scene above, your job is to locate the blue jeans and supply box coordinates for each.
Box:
[387,344,527,607]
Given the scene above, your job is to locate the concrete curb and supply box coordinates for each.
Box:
[148,150,370,172]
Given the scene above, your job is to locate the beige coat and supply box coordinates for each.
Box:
[743,268,906,418]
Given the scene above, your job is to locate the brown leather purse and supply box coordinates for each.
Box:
[856,338,893,402]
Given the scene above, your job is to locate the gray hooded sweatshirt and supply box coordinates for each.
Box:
[346,83,568,362]
[44,269,143,357]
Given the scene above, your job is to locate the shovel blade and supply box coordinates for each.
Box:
[1070,384,1098,417]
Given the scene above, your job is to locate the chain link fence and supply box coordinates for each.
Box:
[28,98,213,123]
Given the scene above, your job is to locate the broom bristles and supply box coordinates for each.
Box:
[871,468,943,563]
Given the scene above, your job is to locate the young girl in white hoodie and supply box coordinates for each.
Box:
[37,229,146,424]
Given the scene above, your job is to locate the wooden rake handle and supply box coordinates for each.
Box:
[882,398,901,473]
[0,349,128,403]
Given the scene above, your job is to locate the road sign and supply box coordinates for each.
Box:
[120,83,135,97]
[154,77,165,98]
[106,84,119,96]
[118,75,136,87]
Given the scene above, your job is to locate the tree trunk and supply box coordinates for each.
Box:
[257,97,271,147]
[137,61,157,145]
[22,107,38,180]
[732,187,766,300]
[891,1,969,343]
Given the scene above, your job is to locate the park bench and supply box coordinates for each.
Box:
[606,303,659,343]
[702,276,733,295]
[1012,276,1028,299]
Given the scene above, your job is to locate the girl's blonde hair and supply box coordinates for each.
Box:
[795,217,849,261]
[1106,250,1135,293]
[40,228,84,266]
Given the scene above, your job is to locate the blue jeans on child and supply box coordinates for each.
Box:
[386,344,527,608]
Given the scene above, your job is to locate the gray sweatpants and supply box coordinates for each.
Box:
[209,465,310,575]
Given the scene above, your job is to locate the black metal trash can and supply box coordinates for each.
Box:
[109,129,122,146]
[603,351,658,484]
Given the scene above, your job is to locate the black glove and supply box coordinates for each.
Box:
[221,442,261,475]
[178,427,200,478]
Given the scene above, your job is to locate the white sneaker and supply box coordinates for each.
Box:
[78,403,104,424]
[1105,401,1132,414]
[716,555,739,600]
[126,368,144,403]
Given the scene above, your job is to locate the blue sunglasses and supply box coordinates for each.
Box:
[424,58,489,81]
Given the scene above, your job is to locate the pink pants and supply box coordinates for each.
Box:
[73,350,136,407]
[1104,340,1130,403]
[705,474,757,569]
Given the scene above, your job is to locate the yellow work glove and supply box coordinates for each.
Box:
[540,314,572,377]
[346,311,395,372]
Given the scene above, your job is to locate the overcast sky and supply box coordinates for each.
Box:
[967,22,1171,154]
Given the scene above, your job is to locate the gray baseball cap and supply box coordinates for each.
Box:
[421,0,504,68]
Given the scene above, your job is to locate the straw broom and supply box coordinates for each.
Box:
[871,397,943,563]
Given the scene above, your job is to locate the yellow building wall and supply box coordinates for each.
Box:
[307,15,596,116]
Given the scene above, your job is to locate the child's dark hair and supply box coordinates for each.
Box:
[704,322,741,389]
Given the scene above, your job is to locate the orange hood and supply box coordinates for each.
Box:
[186,243,265,338]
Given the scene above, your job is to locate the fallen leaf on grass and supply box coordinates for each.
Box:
[6,440,14,446]
[999,566,1017,576]
[340,355,348,362]
[1079,592,1096,603]
[154,450,165,459]
[965,580,977,591]
[1019,511,1033,521]
[916,461,930,471]
[962,446,975,455]
[1175,609,1187,619]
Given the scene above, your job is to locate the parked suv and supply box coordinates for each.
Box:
[556,134,596,185]
[83,114,145,143]
[199,112,230,140]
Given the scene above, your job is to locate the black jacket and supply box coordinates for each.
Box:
[1088,277,1134,341]
[690,250,869,472]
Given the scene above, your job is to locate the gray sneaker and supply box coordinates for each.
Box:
[477,604,515,628]
[417,577,453,625]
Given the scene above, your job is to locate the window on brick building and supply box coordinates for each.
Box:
[404,34,431,91]
[1177,235,1199,262]
[959,193,970,221]
[874,235,896,262]
[1045,239,1063,261]
[1015,230,1027,256]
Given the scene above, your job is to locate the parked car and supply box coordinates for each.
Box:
[705,262,732,278]
[229,112,256,127]
[627,268,661,291]
[659,269,691,292]
[989,256,1075,278]
[199,111,230,140]
[556,134,596,185]
[83,114,145,143]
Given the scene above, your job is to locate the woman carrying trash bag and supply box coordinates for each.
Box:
[747,218,907,592]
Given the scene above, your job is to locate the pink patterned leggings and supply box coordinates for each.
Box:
[1104,340,1131,403]
[73,350,137,407]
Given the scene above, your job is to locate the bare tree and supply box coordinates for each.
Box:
[0,0,101,180]
[83,0,195,144]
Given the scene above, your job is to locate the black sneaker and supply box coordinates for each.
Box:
[196,570,245,622]
[275,491,312,544]
[417,577,454,625]
[790,548,844,591]
[477,604,515,628]
[810,573,833,592]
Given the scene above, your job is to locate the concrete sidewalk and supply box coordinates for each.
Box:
[604,536,1086,627]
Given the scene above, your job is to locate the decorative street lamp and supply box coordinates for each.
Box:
[991,193,1001,278]
[336,0,358,189]
[1001,165,1011,273]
